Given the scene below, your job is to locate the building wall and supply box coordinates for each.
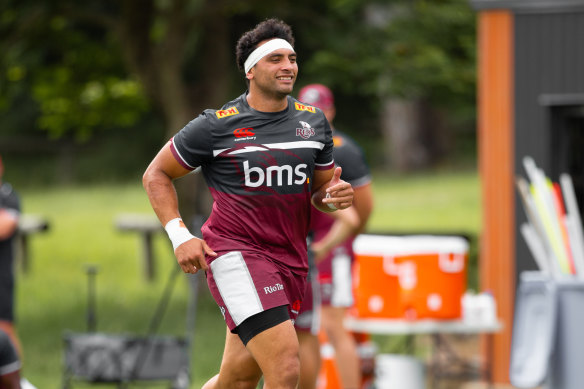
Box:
[514,10,584,280]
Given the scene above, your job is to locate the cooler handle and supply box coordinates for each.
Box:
[439,253,465,273]
[382,255,399,275]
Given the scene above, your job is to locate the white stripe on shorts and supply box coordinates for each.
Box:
[210,251,264,326]
[331,249,354,307]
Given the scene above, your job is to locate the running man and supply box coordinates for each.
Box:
[298,84,374,389]
[143,19,354,389]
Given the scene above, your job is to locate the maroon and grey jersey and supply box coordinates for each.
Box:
[171,93,334,275]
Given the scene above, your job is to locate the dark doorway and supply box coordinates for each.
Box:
[550,104,584,219]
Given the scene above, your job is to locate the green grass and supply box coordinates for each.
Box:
[13,169,480,388]
[16,184,226,388]
[367,170,481,234]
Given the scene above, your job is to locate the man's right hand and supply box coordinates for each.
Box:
[175,237,217,274]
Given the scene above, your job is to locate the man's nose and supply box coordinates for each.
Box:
[281,58,295,70]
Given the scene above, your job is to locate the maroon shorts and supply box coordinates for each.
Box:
[206,250,307,331]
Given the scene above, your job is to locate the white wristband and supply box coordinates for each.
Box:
[165,218,195,251]
[325,193,337,210]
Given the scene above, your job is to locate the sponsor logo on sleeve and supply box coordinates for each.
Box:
[294,102,316,113]
[216,106,239,119]
[296,121,315,139]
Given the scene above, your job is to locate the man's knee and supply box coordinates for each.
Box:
[281,352,301,382]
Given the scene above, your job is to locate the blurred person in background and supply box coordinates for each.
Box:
[0,155,22,362]
[0,327,21,389]
[298,84,374,389]
[0,156,36,389]
[295,213,359,389]
[294,238,323,389]
[143,19,354,389]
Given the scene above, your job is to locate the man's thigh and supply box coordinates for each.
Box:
[215,327,262,388]
[245,319,300,377]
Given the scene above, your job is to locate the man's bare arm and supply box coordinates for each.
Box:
[143,142,216,273]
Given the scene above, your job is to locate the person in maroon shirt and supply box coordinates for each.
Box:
[143,19,354,389]
[298,84,374,389]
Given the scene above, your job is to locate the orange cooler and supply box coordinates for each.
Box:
[351,235,468,320]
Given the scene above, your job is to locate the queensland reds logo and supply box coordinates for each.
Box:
[296,121,315,139]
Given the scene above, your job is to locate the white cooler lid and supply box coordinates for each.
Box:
[353,234,469,256]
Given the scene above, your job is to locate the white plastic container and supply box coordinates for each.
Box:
[375,354,426,389]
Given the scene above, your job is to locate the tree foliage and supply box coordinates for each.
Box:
[0,2,149,141]
[304,0,476,107]
[0,0,477,145]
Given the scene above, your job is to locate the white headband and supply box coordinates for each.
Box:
[244,38,295,73]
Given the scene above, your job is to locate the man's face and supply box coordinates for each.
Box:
[248,43,298,98]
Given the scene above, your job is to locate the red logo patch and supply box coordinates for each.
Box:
[233,127,255,138]
[292,300,302,312]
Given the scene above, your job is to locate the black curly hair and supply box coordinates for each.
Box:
[235,18,295,74]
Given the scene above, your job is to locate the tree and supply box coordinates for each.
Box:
[304,0,477,170]
[1,0,477,179]
[2,0,238,218]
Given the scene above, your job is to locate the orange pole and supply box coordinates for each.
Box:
[477,10,515,385]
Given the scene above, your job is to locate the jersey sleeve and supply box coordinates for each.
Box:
[170,113,214,170]
[315,118,334,171]
[334,135,371,188]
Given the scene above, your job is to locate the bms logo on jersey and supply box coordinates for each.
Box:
[243,160,308,188]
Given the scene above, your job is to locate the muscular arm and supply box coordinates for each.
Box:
[352,183,374,234]
[143,142,216,273]
[142,142,191,226]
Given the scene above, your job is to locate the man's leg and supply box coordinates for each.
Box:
[202,327,263,389]
[246,320,300,389]
[321,306,361,389]
[296,330,320,389]
[203,320,300,389]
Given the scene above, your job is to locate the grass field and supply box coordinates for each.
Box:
[12,169,481,388]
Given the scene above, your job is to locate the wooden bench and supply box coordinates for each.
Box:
[16,214,50,273]
[115,213,165,281]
